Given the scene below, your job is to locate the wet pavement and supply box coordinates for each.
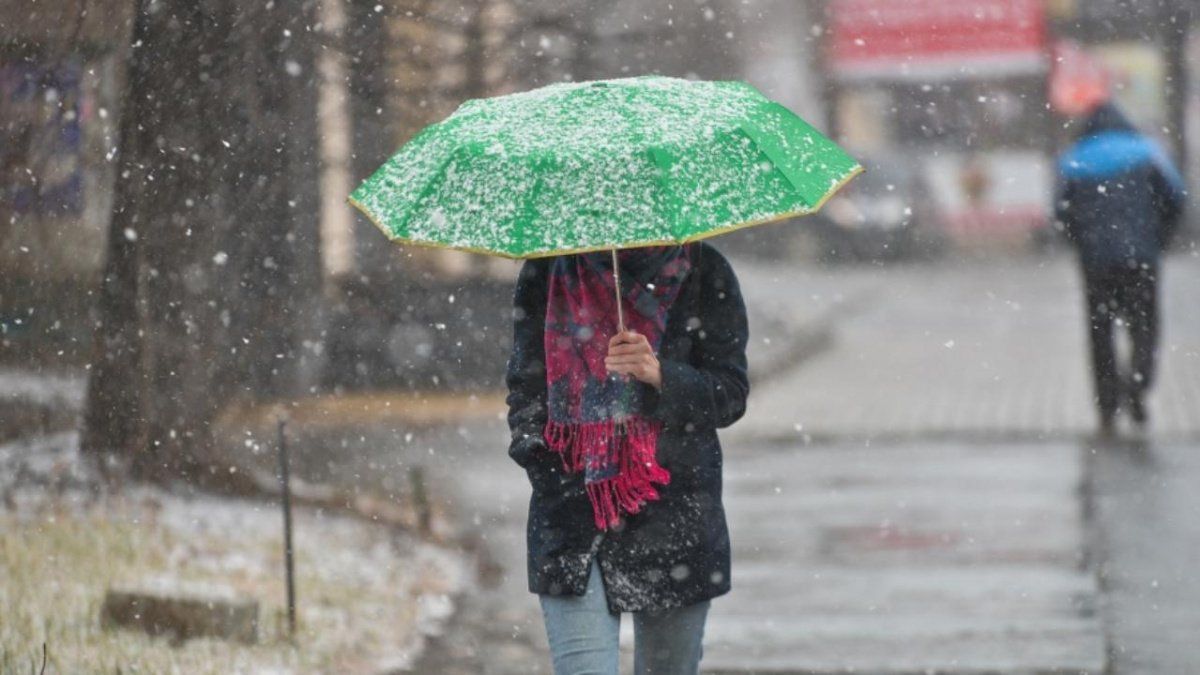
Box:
[706,439,1102,673]
[1091,436,1200,674]
[407,427,1106,674]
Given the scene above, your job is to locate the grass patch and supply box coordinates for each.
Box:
[1,490,464,673]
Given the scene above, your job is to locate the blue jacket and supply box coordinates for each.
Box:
[1055,104,1186,271]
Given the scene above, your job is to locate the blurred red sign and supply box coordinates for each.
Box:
[828,0,1047,80]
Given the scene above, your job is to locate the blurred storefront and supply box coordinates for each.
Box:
[822,0,1052,248]
[821,0,1195,250]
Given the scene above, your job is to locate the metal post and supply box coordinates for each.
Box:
[277,417,296,639]
[409,465,432,536]
[611,248,626,333]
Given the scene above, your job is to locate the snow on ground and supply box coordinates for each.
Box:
[1,431,467,674]
[0,368,85,410]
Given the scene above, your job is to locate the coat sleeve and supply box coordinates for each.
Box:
[505,259,551,469]
[1053,166,1079,243]
[504,259,585,496]
[1149,153,1187,247]
[650,246,750,430]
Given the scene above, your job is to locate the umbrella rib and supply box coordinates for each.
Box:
[734,124,805,196]
[394,148,462,241]
[647,146,684,243]
[514,163,547,257]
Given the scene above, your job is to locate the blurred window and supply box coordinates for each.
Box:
[889,78,1046,150]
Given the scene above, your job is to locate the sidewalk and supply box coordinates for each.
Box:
[732,254,1200,444]
[708,440,1103,673]
[733,257,879,384]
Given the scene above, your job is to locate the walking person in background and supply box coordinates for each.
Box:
[505,243,749,674]
[1055,101,1186,436]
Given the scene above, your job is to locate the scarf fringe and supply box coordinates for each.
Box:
[544,418,671,530]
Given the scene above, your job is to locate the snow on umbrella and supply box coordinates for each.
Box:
[349,75,861,326]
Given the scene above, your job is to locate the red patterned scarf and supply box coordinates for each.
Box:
[543,246,693,530]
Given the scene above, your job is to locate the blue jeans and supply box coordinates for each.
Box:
[538,559,710,675]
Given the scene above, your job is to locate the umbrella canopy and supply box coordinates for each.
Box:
[349,76,861,259]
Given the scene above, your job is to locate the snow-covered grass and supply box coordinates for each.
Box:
[0,368,85,411]
[0,369,84,443]
[0,433,467,674]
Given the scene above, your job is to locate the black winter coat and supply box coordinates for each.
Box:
[505,242,749,613]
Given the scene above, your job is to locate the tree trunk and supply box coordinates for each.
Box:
[346,0,400,280]
[82,0,323,487]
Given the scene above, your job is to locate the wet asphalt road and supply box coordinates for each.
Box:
[1091,435,1200,674]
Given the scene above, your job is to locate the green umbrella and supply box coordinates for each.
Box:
[349,75,861,328]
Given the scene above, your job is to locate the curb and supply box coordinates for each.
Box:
[748,324,835,386]
[744,288,874,388]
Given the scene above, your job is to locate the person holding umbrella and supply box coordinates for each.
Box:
[349,76,860,673]
[505,242,746,673]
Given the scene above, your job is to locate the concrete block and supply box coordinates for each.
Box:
[101,580,258,645]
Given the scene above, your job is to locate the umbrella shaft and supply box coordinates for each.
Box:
[611,248,626,333]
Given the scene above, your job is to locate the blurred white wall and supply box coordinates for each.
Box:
[733,0,826,130]
[317,0,356,282]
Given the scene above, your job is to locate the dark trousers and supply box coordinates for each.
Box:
[1083,264,1159,419]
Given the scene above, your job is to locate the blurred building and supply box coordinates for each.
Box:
[0,0,133,365]
[821,0,1055,248]
[0,0,132,283]
[818,0,1195,250]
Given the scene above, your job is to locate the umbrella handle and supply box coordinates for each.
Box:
[611,248,626,333]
